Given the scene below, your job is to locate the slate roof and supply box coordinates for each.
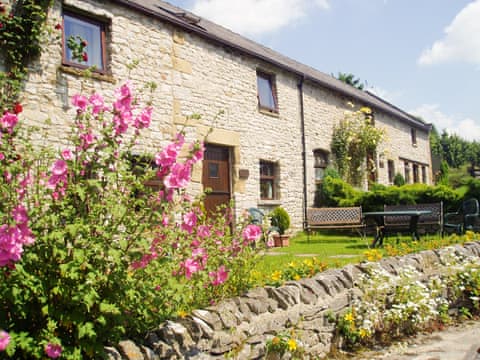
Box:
[112,0,431,131]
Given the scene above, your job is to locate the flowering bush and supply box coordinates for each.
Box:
[0,82,262,358]
[337,247,480,350]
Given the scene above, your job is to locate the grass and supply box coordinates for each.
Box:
[252,230,476,286]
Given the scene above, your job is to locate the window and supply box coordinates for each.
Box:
[422,166,427,183]
[313,149,329,183]
[63,11,107,72]
[411,128,417,146]
[404,161,410,183]
[413,163,419,183]
[260,161,277,200]
[387,160,395,184]
[256,71,278,112]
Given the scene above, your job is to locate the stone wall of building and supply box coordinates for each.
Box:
[103,241,480,359]
[14,0,432,230]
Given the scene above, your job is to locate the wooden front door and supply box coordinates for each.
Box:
[202,145,231,216]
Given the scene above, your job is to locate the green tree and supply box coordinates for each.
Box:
[335,72,365,90]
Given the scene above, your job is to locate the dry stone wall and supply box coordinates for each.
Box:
[104,241,480,359]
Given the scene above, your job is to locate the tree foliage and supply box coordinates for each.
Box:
[335,72,365,90]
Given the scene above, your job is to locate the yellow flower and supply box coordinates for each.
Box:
[359,328,369,338]
[287,338,297,351]
[360,106,372,114]
[344,312,354,322]
[294,274,301,281]
[177,310,188,318]
[288,261,296,268]
[271,270,282,282]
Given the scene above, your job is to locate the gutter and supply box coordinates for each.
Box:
[298,76,308,231]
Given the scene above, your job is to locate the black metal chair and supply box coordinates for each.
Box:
[443,198,480,234]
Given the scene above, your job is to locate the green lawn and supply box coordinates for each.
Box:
[253,230,473,285]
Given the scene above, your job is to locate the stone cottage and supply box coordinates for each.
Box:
[3,0,432,230]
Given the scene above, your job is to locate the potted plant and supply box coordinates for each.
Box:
[270,206,291,247]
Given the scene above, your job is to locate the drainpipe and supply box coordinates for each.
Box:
[298,75,308,231]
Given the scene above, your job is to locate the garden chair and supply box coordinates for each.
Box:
[443,198,480,235]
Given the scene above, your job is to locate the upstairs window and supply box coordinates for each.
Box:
[313,149,329,183]
[260,160,277,200]
[256,71,278,113]
[411,128,417,146]
[63,11,107,72]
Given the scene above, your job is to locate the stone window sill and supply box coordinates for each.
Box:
[59,65,116,83]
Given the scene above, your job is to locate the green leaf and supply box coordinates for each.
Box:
[77,322,96,339]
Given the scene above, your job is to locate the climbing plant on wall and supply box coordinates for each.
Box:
[331,106,385,187]
[0,0,53,111]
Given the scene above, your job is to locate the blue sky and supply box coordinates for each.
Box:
[166,0,480,141]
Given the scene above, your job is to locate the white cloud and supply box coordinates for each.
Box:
[365,85,402,104]
[411,104,480,141]
[418,0,480,65]
[189,0,330,37]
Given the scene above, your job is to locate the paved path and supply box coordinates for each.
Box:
[353,320,480,360]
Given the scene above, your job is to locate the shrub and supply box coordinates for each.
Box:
[0,82,263,359]
[393,173,405,186]
[270,207,290,235]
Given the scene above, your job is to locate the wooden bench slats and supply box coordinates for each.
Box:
[306,207,365,237]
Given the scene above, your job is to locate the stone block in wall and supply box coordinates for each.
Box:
[117,340,144,360]
[191,309,223,331]
[465,241,480,256]
[105,346,123,360]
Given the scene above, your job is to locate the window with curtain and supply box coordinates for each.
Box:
[63,11,107,72]
[260,160,277,200]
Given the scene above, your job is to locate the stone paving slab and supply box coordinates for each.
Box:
[353,320,480,360]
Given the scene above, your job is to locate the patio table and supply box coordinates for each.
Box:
[363,210,432,247]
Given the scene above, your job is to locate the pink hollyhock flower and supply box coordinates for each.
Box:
[1,112,18,132]
[155,143,179,169]
[0,153,4,161]
[266,238,275,248]
[48,160,68,193]
[196,225,211,238]
[12,205,28,224]
[0,330,10,351]
[209,265,229,286]
[89,93,105,116]
[181,211,197,234]
[45,343,62,358]
[134,106,152,129]
[80,132,95,149]
[183,258,201,279]
[71,94,88,112]
[114,82,133,113]
[3,171,12,183]
[192,247,208,267]
[242,224,262,243]
[190,142,204,163]
[164,163,191,190]
[61,149,73,160]
[51,160,67,176]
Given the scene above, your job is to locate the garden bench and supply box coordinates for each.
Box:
[383,202,443,237]
[306,206,365,240]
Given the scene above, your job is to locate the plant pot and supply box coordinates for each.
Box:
[273,234,289,247]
